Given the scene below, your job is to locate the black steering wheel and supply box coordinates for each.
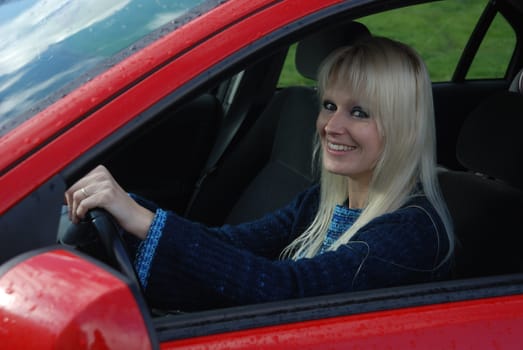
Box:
[59,208,142,291]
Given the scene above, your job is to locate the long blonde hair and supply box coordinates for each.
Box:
[281,37,454,261]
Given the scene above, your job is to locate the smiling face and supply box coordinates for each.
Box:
[316,85,383,185]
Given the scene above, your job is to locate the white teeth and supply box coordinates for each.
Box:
[328,142,355,151]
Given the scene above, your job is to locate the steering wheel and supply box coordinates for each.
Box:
[59,208,142,291]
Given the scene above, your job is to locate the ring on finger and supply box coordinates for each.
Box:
[81,187,88,198]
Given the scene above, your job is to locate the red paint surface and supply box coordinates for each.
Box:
[162,295,523,349]
[0,249,152,350]
[3,249,523,349]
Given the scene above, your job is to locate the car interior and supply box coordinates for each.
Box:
[99,0,523,287]
[3,0,520,324]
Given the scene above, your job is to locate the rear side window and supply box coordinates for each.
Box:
[467,12,516,79]
[278,0,516,86]
[361,0,516,81]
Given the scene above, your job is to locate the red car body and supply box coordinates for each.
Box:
[1,0,523,348]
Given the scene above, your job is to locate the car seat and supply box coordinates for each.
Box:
[186,21,371,225]
[439,89,523,278]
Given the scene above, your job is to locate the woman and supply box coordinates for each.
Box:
[65,37,454,310]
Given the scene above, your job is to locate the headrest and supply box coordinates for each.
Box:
[456,91,523,189]
[295,21,371,80]
[509,68,523,94]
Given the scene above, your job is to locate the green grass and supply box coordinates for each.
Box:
[279,0,515,86]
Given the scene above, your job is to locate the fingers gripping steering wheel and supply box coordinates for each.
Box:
[60,209,142,291]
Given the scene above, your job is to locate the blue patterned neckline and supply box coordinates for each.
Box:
[319,204,362,254]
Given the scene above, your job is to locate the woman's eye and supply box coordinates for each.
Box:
[351,106,369,119]
[322,100,337,112]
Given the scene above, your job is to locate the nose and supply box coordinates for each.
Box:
[324,110,347,134]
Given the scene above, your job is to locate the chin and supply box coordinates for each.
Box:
[324,166,351,177]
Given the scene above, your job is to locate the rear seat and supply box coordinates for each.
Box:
[440,77,523,278]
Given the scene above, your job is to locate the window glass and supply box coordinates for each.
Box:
[0,0,210,136]
[358,0,487,82]
[278,0,494,86]
[467,13,516,79]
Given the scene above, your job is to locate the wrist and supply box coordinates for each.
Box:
[134,205,155,240]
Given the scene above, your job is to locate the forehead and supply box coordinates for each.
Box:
[322,83,371,107]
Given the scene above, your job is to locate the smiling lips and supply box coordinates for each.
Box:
[327,142,356,152]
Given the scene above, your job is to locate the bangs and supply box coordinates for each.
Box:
[318,45,384,127]
[317,38,424,138]
[318,47,375,101]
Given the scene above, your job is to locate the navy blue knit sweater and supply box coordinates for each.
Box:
[128,185,451,310]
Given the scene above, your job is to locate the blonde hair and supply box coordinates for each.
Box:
[281,37,454,262]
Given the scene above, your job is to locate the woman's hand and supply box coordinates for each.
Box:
[64,165,154,240]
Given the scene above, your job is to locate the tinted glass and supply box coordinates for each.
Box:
[0,0,209,136]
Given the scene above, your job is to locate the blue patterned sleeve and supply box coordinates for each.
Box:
[134,209,167,288]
